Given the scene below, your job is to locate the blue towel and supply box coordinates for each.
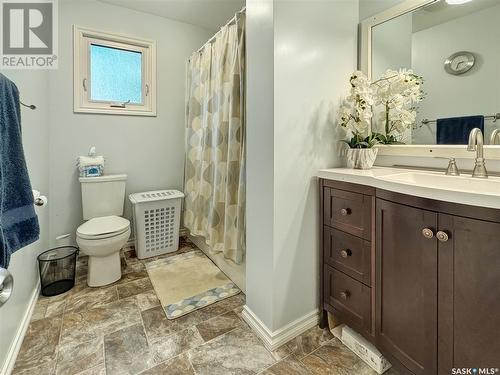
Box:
[0,74,39,269]
[437,115,484,145]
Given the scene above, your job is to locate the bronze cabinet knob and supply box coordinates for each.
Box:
[436,231,449,242]
[340,249,352,258]
[340,208,351,216]
[422,228,434,239]
[340,291,350,300]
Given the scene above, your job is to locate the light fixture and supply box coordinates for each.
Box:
[445,0,473,4]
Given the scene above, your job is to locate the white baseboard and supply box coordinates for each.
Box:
[1,281,40,375]
[241,305,319,351]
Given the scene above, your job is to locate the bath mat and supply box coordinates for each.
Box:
[145,250,240,319]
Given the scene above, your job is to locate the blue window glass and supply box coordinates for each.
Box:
[90,44,142,104]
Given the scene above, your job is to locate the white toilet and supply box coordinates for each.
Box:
[76,174,130,287]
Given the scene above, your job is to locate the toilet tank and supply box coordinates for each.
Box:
[80,174,127,220]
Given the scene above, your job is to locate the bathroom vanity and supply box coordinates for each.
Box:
[318,167,500,375]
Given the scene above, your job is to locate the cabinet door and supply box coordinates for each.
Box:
[376,199,438,375]
[438,214,500,374]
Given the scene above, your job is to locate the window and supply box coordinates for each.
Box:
[74,26,156,116]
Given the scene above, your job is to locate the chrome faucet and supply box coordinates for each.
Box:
[467,128,488,178]
[491,129,500,145]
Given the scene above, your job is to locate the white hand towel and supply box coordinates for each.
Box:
[78,155,104,168]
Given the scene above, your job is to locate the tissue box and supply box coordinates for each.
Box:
[342,326,392,374]
[79,165,103,177]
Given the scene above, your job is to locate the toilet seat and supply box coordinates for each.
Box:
[77,215,130,240]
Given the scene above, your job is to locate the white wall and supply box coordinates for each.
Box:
[0,71,50,374]
[372,12,412,78]
[359,0,405,20]
[411,5,500,144]
[246,0,359,332]
[246,0,275,329]
[273,0,358,330]
[48,0,212,245]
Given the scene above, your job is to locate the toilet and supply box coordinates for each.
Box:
[76,174,130,287]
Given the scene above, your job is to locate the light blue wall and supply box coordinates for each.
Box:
[48,0,212,246]
[0,70,50,374]
[359,0,407,20]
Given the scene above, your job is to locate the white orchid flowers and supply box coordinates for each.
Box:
[338,69,425,146]
[338,71,374,140]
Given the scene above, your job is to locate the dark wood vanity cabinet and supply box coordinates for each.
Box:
[376,199,438,375]
[319,179,500,375]
[320,179,375,340]
[437,214,500,372]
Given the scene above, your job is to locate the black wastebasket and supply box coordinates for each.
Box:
[38,246,78,296]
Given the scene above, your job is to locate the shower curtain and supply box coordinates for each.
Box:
[184,16,245,264]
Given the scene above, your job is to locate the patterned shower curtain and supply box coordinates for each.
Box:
[184,16,245,264]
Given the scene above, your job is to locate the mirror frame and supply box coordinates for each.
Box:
[359,0,500,160]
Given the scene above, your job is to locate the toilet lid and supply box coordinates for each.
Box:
[77,216,130,240]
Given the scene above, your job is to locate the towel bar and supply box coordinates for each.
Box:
[20,101,36,110]
[421,113,500,125]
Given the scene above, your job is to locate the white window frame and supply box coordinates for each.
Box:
[73,25,156,116]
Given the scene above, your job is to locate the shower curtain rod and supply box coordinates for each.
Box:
[194,7,245,54]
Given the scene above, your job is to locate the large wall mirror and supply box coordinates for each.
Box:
[360,0,500,156]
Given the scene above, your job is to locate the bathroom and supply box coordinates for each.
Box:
[0,0,499,374]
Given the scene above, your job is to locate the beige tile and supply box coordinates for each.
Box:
[31,299,48,321]
[195,311,243,342]
[188,326,276,375]
[65,286,118,313]
[60,299,141,346]
[116,277,153,299]
[56,337,104,375]
[269,345,293,361]
[126,289,161,311]
[12,360,56,375]
[75,364,106,375]
[104,324,153,375]
[300,338,377,375]
[45,298,67,318]
[122,259,146,274]
[142,306,203,342]
[140,353,194,375]
[261,357,311,375]
[284,326,334,359]
[194,293,246,321]
[76,264,88,279]
[13,316,62,373]
[148,326,204,360]
[104,324,152,375]
[116,270,149,285]
[104,324,202,375]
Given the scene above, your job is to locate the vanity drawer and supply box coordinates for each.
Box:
[323,187,372,239]
[324,265,371,336]
[324,227,371,285]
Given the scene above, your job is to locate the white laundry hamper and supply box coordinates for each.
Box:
[129,190,185,259]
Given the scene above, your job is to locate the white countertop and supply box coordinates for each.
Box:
[318,167,500,210]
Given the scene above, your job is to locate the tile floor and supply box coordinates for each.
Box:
[13,238,400,375]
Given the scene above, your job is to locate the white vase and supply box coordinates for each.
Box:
[345,148,378,169]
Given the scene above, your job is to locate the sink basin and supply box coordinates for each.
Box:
[376,172,500,195]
